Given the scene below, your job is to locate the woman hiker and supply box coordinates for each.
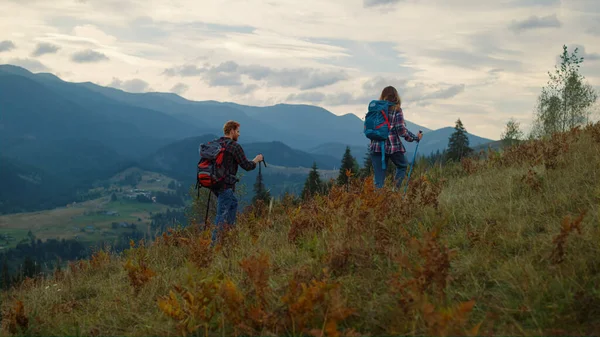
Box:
[369,85,422,189]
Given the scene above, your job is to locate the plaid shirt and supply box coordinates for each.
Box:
[369,107,418,154]
[218,137,257,191]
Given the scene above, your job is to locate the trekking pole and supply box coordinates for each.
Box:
[404,131,422,196]
[204,190,211,226]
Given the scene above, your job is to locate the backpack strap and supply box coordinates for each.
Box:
[381,106,391,171]
[380,109,391,129]
[381,140,386,170]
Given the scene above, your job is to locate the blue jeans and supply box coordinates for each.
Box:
[371,151,409,189]
[211,188,238,243]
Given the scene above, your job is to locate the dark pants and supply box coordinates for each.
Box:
[371,151,409,189]
[211,188,238,243]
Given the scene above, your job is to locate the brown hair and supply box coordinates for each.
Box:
[379,86,401,111]
[223,120,240,135]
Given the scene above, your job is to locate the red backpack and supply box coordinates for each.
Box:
[196,138,232,195]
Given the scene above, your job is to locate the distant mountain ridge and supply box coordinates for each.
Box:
[0,64,494,158]
[0,64,496,213]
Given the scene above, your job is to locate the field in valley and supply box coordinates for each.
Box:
[0,169,181,249]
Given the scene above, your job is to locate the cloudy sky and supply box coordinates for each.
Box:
[1,0,599,139]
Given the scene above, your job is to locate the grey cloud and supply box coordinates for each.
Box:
[239,64,271,80]
[298,71,348,90]
[109,78,150,93]
[31,42,60,57]
[426,48,522,71]
[71,49,109,63]
[235,62,349,90]
[163,61,349,90]
[170,83,189,95]
[567,0,600,12]
[259,68,348,90]
[205,72,243,87]
[163,64,205,77]
[508,0,560,6]
[419,84,465,100]
[0,40,16,52]
[587,26,600,36]
[562,44,600,62]
[363,0,402,7]
[362,76,408,94]
[8,58,49,72]
[586,53,600,61]
[509,14,562,32]
[214,61,239,72]
[578,46,600,61]
[230,84,259,95]
[286,91,364,106]
[322,92,357,106]
[286,89,374,107]
[467,31,523,57]
[286,92,326,103]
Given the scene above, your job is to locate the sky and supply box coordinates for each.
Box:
[1,0,599,140]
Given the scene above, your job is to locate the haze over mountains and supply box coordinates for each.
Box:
[0,64,494,213]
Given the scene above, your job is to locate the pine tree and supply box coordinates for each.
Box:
[1,256,10,290]
[23,256,37,279]
[446,118,473,162]
[336,146,358,186]
[359,151,373,178]
[302,162,323,200]
[252,164,271,204]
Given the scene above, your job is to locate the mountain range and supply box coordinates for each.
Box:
[0,64,495,213]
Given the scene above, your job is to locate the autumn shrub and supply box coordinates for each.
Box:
[123,240,156,295]
[1,300,28,335]
[550,210,587,264]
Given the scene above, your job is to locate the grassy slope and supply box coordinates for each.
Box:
[1,124,600,336]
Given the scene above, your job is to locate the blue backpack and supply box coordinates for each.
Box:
[364,100,395,169]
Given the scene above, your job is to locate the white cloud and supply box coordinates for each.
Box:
[0,0,598,140]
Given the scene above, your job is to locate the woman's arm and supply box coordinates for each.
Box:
[394,108,418,142]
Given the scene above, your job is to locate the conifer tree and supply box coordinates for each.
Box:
[446,118,473,162]
[336,146,358,186]
[22,256,38,279]
[302,162,322,200]
[359,151,373,178]
[252,164,271,204]
[1,256,10,290]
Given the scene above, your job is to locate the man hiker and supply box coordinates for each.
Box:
[211,120,263,243]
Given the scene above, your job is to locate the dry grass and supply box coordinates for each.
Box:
[2,123,600,336]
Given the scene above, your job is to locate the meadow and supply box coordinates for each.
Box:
[1,122,599,336]
[0,170,178,249]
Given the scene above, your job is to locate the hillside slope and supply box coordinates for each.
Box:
[0,156,72,214]
[3,122,599,336]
